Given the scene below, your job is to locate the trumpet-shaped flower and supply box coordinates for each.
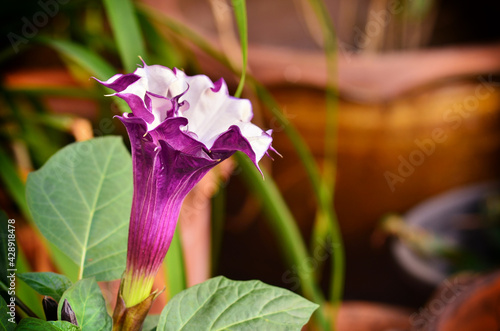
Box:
[97,61,273,311]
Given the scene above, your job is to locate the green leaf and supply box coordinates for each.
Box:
[17,273,72,303]
[14,250,45,319]
[143,315,160,331]
[42,39,130,114]
[48,321,81,331]
[0,296,15,331]
[26,136,132,281]
[0,145,29,214]
[15,319,81,331]
[157,276,318,331]
[58,278,111,331]
[15,318,58,331]
[103,0,147,72]
[0,145,80,283]
[42,39,116,79]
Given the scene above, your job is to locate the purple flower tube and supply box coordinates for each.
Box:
[96,61,273,319]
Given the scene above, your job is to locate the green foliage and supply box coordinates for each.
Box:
[103,0,147,72]
[47,321,81,331]
[42,39,116,80]
[3,1,345,330]
[0,296,15,331]
[142,315,160,331]
[0,146,29,214]
[164,229,186,300]
[157,276,318,331]
[26,137,132,281]
[15,318,59,331]
[17,273,72,303]
[230,0,248,98]
[0,211,14,289]
[15,318,80,331]
[58,278,111,331]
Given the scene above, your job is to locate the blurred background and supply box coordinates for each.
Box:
[2,0,500,329]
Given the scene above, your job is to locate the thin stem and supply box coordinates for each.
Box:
[235,153,330,330]
[306,0,345,317]
[230,0,248,98]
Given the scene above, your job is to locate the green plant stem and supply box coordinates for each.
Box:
[230,0,248,98]
[235,153,330,330]
[210,185,226,275]
[103,0,147,72]
[228,1,333,327]
[306,0,344,314]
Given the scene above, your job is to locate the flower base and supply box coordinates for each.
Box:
[112,283,159,331]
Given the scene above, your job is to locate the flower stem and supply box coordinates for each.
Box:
[305,0,345,316]
[112,282,158,331]
[236,153,331,330]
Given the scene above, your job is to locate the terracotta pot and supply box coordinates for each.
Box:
[335,301,411,331]
[268,79,500,244]
[416,272,500,331]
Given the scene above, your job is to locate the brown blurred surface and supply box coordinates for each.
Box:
[218,79,500,310]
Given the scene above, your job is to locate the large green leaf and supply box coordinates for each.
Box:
[58,278,111,331]
[157,276,318,331]
[0,296,15,331]
[17,273,72,303]
[26,137,132,281]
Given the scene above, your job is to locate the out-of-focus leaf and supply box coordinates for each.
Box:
[103,0,146,72]
[17,273,72,303]
[42,39,115,79]
[164,229,186,300]
[0,295,15,331]
[0,145,29,214]
[136,11,182,68]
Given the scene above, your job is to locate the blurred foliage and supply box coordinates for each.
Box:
[0,1,346,329]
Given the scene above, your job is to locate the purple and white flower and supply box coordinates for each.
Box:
[97,61,273,307]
